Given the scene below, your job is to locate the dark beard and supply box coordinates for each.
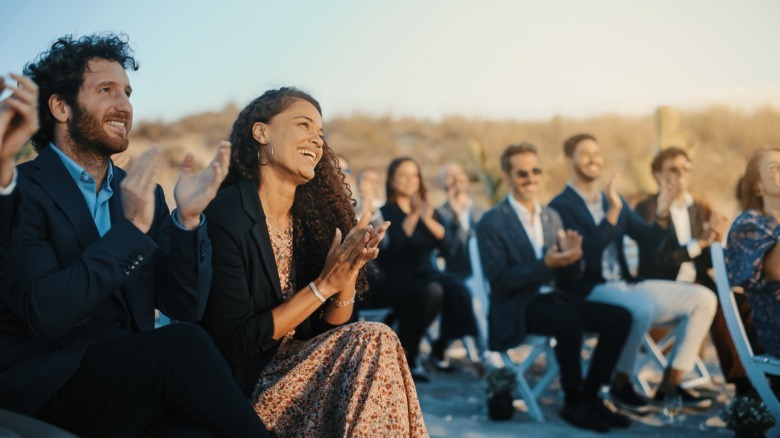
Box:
[67,102,129,157]
[574,162,598,183]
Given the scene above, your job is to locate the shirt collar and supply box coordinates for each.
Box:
[50,142,114,188]
[507,194,541,221]
[567,181,601,205]
[670,192,694,209]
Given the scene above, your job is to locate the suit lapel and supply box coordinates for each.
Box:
[30,148,131,311]
[28,147,101,250]
[563,185,599,230]
[498,199,536,260]
[241,181,283,301]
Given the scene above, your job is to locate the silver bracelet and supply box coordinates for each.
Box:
[330,294,356,308]
[308,282,326,303]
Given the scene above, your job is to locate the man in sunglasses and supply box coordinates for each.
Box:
[477,143,633,432]
[635,147,752,397]
[549,134,717,413]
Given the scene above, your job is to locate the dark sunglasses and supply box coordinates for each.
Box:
[664,165,690,175]
[514,167,543,178]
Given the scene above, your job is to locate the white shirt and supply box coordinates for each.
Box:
[0,168,16,195]
[457,199,473,233]
[568,182,622,282]
[669,193,701,283]
[507,195,553,293]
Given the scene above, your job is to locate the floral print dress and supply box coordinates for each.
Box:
[251,221,429,437]
[726,209,780,357]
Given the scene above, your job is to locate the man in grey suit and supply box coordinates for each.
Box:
[477,143,632,432]
[436,162,485,278]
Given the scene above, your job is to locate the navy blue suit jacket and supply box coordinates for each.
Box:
[477,198,582,351]
[548,185,666,299]
[0,146,211,415]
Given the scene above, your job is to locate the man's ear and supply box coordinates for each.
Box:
[49,94,71,123]
[501,170,511,187]
[252,122,268,144]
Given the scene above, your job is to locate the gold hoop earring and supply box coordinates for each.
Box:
[258,142,273,166]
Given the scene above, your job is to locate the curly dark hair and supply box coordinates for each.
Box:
[23,33,138,150]
[385,157,427,203]
[225,87,366,294]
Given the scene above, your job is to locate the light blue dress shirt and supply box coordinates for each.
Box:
[50,143,201,233]
[51,143,114,237]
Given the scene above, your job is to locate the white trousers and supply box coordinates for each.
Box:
[587,279,717,373]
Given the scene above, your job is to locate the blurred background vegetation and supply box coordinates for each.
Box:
[25,103,776,222]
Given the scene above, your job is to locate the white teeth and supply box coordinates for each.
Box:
[106,121,125,127]
[298,149,316,160]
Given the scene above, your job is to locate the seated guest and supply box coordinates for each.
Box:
[549,134,717,412]
[727,146,780,358]
[364,157,478,381]
[0,34,271,436]
[355,166,384,220]
[478,143,632,432]
[636,147,753,397]
[435,162,485,279]
[200,87,427,436]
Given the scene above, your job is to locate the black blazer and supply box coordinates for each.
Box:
[477,199,582,351]
[0,189,19,300]
[201,181,347,397]
[635,194,714,286]
[548,185,666,299]
[0,146,210,415]
[435,201,484,277]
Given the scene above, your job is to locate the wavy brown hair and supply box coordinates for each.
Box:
[741,146,780,214]
[224,87,366,294]
[385,157,427,204]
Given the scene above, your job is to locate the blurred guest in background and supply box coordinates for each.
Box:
[636,147,752,397]
[549,133,716,412]
[478,143,632,432]
[727,147,780,361]
[363,157,478,381]
[435,162,484,279]
[355,166,384,220]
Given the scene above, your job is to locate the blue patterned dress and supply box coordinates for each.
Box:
[726,209,780,356]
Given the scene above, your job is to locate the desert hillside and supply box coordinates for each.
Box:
[68,103,780,221]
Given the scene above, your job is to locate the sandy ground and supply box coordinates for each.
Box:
[416,341,735,437]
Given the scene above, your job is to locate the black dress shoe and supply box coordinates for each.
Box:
[561,402,611,433]
[653,386,712,409]
[610,382,652,415]
[586,397,632,428]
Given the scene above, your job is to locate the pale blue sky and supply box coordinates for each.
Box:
[3,0,779,122]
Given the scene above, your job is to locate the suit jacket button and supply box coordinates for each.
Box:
[136,254,144,261]
[123,269,130,275]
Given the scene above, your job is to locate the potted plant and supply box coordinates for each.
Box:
[484,367,517,421]
[719,396,776,437]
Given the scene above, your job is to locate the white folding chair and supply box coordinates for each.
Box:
[470,236,559,421]
[465,237,490,352]
[712,242,780,437]
[633,333,712,396]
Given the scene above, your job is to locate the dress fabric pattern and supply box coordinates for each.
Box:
[251,220,429,437]
[726,209,780,356]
